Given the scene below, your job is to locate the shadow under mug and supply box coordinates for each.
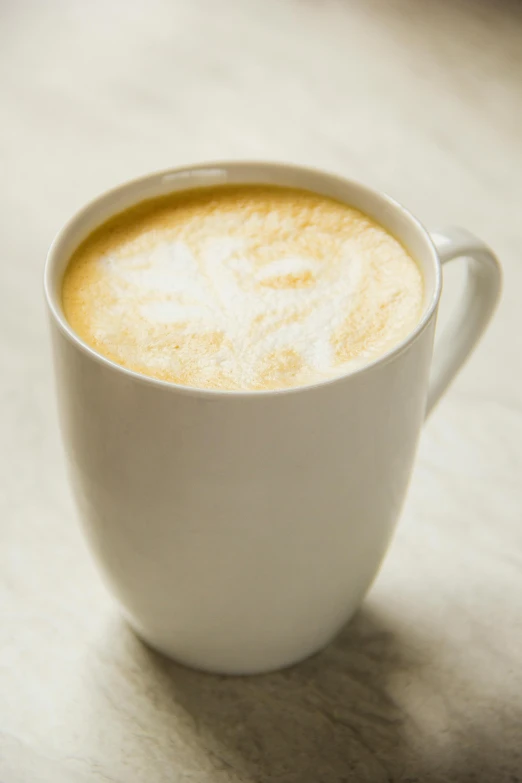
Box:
[44,162,501,674]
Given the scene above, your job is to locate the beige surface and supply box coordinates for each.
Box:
[1,0,521,781]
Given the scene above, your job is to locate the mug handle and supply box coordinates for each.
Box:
[426,227,502,416]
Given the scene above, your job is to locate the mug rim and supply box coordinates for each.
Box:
[44,160,442,399]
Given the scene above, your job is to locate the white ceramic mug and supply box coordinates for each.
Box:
[45,162,501,675]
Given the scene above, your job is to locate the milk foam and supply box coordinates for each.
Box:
[62,187,424,390]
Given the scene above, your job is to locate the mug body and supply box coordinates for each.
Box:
[45,163,440,674]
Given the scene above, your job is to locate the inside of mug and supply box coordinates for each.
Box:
[46,163,439,321]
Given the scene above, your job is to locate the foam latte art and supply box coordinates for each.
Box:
[62,186,424,390]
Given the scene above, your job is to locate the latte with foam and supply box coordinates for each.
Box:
[62,185,424,390]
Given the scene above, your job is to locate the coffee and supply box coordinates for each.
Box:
[62,185,423,390]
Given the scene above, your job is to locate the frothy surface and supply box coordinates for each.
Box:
[62,186,424,390]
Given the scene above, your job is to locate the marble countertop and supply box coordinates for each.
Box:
[1,0,521,781]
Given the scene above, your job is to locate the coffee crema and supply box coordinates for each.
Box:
[62,185,424,390]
